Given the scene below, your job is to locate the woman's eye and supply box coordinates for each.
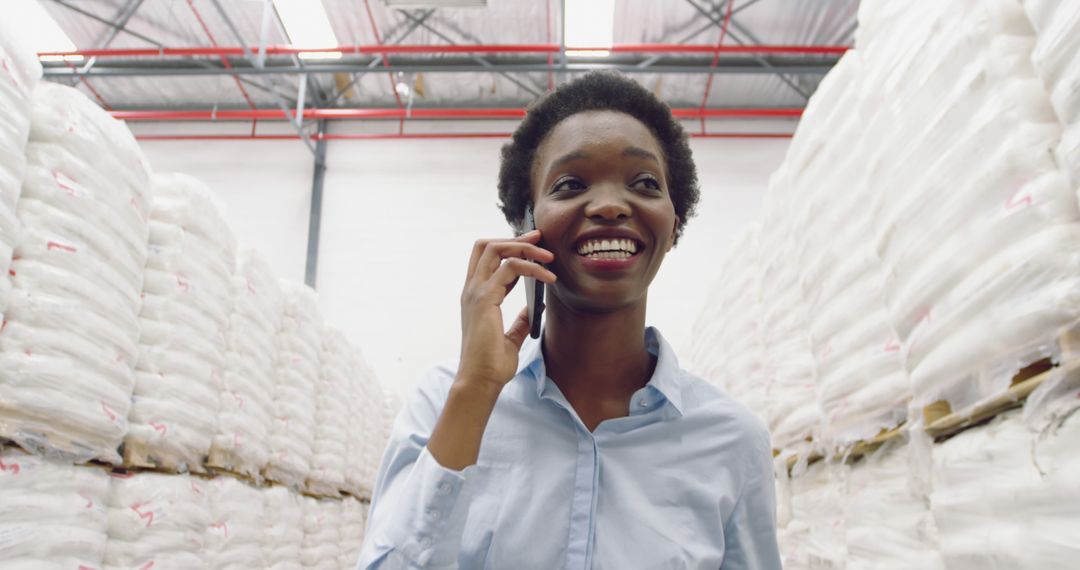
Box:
[631,176,662,191]
[552,178,586,193]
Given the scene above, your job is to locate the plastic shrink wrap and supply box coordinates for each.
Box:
[103,472,208,570]
[126,174,236,471]
[862,0,1080,412]
[205,476,266,569]
[263,485,304,570]
[211,249,282,479]
[779,461,848,569]
[844,441,944,569]
[265,282,321,488]
[0,20,40,320]
[308,328,351,495]
[0,448,110,569]
[339,496,367,570]
[930,397,1080,569]
[0,82,150,464]
[301,496,342,570]
[344,352,379,497]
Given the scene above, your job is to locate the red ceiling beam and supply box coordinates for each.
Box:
[39,43,849,59]
[111,107,803,121]
[134,131,793,141]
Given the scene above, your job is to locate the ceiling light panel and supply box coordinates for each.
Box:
[564,0,615,57]
[272,0,342,60]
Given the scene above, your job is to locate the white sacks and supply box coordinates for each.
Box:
[930,405,1080,569]
[844,441,944,569]
[1023,0,1080,188]
[0,448,110,569]
[779,461,848,569]
[263,486,304,570]
[339,496,367,570]
[345,356,385,497]
[127,174,236,471]
[0,21,40,320]
[301,496,342,570]
[0,83,150,463]
[211,249,283,479]
[265,282,321,488]
[103,472,209,570]
[308,328,352,495]
[205,476,266,569]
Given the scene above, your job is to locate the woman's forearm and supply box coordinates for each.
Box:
[427,376,504,471]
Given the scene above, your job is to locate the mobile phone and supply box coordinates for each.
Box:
[523,207,544,339]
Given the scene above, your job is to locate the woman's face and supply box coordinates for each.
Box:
[530,110,679,314]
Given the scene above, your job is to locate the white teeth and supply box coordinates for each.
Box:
[576,238,640,256]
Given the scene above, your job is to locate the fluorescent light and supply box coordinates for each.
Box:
[385,0,486,6]
[14,0,83,61]
[273,0,342,60]
[564,0,614,58]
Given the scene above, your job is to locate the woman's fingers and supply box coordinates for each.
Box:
[468,231,554,280]
[504,306,532,348]
[489,258,557,292]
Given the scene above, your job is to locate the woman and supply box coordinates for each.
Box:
[358,72,780,569]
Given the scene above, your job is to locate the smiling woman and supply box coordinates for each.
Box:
[358,71,781,570]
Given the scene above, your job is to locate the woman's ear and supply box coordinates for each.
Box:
[667,216,681,251]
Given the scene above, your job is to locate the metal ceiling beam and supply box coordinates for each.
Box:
[134,131,793,141]
[330,8,436,104]
[42,59,834,78]
[110,107,801,121]
[77,0,146,79]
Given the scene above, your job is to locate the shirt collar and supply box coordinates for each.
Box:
[515,326,684,416]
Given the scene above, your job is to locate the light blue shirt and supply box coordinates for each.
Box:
[358,327,780,569]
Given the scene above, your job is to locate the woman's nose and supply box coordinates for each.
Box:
[584,183,631,221]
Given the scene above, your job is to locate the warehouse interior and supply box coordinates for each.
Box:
[0,0,1078,568]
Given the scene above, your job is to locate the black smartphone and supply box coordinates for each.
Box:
[523,207,544,339]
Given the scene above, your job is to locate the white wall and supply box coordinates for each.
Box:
[134,121,789,401]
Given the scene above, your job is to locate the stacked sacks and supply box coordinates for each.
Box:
[301,496,342,570]
[205,477,266,569]
[127,174,236,471]
[262,486,304,570]
[0,22,40,320]
[308,328,352,495]
[210,249,282,479]
[103,472,209,569]
[930,403,1080,568]
[780,461,848,569]
[338,496,367,569]
[1022,0,1080,189]
[265,282,321,488]
[0,448,110,569]
[844,441,944,569]
[0,83,150,463]
[345,356,385,496]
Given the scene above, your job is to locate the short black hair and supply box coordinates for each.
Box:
[497,71,700,244]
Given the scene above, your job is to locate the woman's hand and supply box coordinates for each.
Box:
[457,229,557,391]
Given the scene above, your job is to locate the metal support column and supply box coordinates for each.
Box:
[304,120,328,288]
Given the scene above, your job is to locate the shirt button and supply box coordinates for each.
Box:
[639,400,649,408]
[420,536,434,549]
[437,482,453,495]
[427,508,441,521]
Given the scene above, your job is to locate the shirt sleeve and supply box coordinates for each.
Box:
[357,366,475,570]
[719,426,783,570]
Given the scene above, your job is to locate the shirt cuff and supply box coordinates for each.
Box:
[383,446,473,567]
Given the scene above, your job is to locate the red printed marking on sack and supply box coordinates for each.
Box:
[1005,186,1032,210]
[79,566,98,570]
[0,458,21,474]
[191,481,203,495]
[52,171,88,198]
[246,280,257,295]
[883,339,902,353]
[0,319,7,333]
[210,521,230,538]
[47,241,77,254]
[232,392,244,408]
[101,401,118,422]
[150,422,167,437]
[79,491,94,509]
[137,561,155,570]
[234,433,243,449]
[131,502,155,527]
[110,471,134,479]
[176,274,190,292]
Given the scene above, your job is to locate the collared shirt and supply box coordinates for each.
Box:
[357,327,780,570]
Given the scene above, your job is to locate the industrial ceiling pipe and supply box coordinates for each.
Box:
[111,107,803,121]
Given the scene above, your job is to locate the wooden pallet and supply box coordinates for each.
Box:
[205,444,263,481]
[121,440,208,475]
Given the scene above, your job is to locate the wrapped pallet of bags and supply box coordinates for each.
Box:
[308,328,352,495]
[126,174,236,472]
[262,486,304,570]
[209,249,283,479]
[0,82,150,464]
[866,0,1080,413]
[930,382,1080,570]
[338,496,367,570]
[343,350,376,497]
[779,460,848,569]
[301,496,342,570]
[205,476,266,569]
[0,448,110,569]
[1022,0,1080,189]
[0,20,40,320]
[265,282,321,488]
[103,472,209,569]
[844,440,944,569]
